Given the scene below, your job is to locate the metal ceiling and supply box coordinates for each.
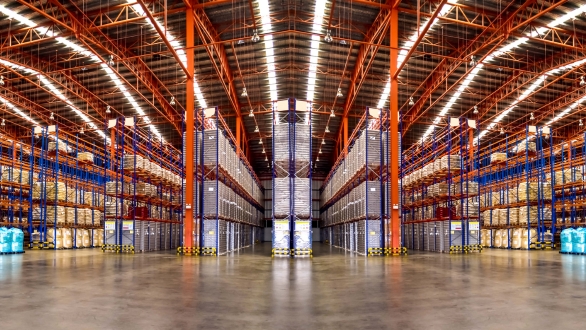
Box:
[0,0,585,175]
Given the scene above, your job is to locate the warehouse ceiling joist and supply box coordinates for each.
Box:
[0,0,585,174]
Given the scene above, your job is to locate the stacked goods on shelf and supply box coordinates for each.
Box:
[197,107,263,256]
[402,118,479,253]
[479,126,554,250]
[321,108,387,255]
[271,100,311,256]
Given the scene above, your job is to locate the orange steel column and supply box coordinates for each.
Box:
[389,7,400,250]
[184,7,195,249]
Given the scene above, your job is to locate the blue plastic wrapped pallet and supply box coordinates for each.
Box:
[10,228,24,253]
[572,228,586,254]
[0,228,11,253]
[560,228,573,253]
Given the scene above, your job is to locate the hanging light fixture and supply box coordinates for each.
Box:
[106,105,111,114]
[324,30,333,43]
[530,112,535,120]
[254,126,259,132]
[262,148,266,154]
[500,127,504,135]
[237,39,245,45]
[325,126,330,133]
[0,76,5,86]
[80,127,84,135]
[469,55,477,67]
[50,112,54,120]
[473,106,479,114]
[339,40,347,45]
[316,156,320,162]
[322,139,325,145]
[265,156,268,161]
[319,149,322,154]
[330,109,335,118]
[107,55,115,66]
[336,88,343,98]
[408,97,415,106]
[259,139,263,144]
[251,29,260,42]
[1,119,5,126]
[170,96,176,105]
[580,119,584,127]
[249,109,254,117]
[581,76,585,86]
[241,88,248,97]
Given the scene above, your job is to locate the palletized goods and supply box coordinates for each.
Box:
[77,152,94,163]
[490,153,506,163]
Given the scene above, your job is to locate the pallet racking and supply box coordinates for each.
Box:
[0,138,30,236]
[478,126,554,250]
[401,118,481,254]
[199,107,264,256]
[272,99,312,257]
[30,125,107,250]
[103,117,182,253]
[320,107,389,256]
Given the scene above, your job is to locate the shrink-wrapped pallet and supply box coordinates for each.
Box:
[500,229,510,248]
[64,207,77,224]
[77,152,94,163]
[507,187,518,204]
[455,199,479,217]
[490,153,507,164]
[74,229,83,248]
[518,206,538,224]
[82,191,92,206]
[491,189,502,207]
[437,154,461,172]
[482,210,493,226]
[46,206,66,224]
[81,229,91,248]
[455,181,479,195]
[422,163,434,179]
[62,228,73,249]
[106,181,130,195]
[521,228,538,249]
[517,182,539,202]
[1,166,30,184]
[508,207,519,225]
[48,141,68,154]
[65,186,76,203]
[541,182,552,200]
[46,228,63,249]
[494,229,503,248]
[516,140,536,154]
[497,208,508,225]
[32,181,66,201]
[511,228,523,249]
[123,154,146,171]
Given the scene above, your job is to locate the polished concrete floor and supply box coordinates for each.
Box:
[1,244,585,329]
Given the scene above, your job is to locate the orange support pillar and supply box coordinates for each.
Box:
[389,7,400,250]
[184,6,195,249]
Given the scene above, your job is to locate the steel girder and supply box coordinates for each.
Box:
[402,0,568,132]
[187,0,248,150]
[17,0,184,135]
[471,52,586,126]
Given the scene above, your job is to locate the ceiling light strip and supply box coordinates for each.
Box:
[421,4,586,142]
[257,0,278,101]
[306,0,328,102]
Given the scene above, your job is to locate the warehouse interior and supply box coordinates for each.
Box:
[2,0,586,328]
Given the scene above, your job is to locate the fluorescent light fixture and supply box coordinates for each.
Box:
[306,0,328,101]
[257,0,278,101]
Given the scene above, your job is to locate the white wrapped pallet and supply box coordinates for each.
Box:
[77,152,94,163]
[490,153,506,164]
